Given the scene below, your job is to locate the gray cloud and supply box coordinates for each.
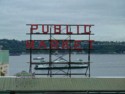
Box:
[0,0,125,41]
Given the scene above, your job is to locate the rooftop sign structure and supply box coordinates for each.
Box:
[26,24,94,77]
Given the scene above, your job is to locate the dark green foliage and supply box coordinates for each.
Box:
[92,41,125,54]
[0,39,26,55]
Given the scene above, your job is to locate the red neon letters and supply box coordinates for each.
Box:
[27,24,94,50]
[30,24,93,34]
[26,40,94,50]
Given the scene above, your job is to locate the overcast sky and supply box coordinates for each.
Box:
[0,0,125,41]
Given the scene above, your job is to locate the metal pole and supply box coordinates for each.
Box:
[69,26,71,77]
[29,33,32,73]
[49,26,52,77]
[88,34,91,77]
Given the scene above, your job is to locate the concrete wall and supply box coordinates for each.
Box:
[0,50,9,76]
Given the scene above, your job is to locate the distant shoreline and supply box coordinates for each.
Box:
[1,39,125,55]
[9,53,125,56]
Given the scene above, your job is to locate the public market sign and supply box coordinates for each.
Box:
[26,24,94,50]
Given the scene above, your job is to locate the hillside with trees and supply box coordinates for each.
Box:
[0,39,125,55]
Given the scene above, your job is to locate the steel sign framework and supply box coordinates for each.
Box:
[26,24,94,77]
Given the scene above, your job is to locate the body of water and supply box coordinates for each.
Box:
[9,54,125,77]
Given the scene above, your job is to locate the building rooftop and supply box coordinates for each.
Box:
[0,77,125,92]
